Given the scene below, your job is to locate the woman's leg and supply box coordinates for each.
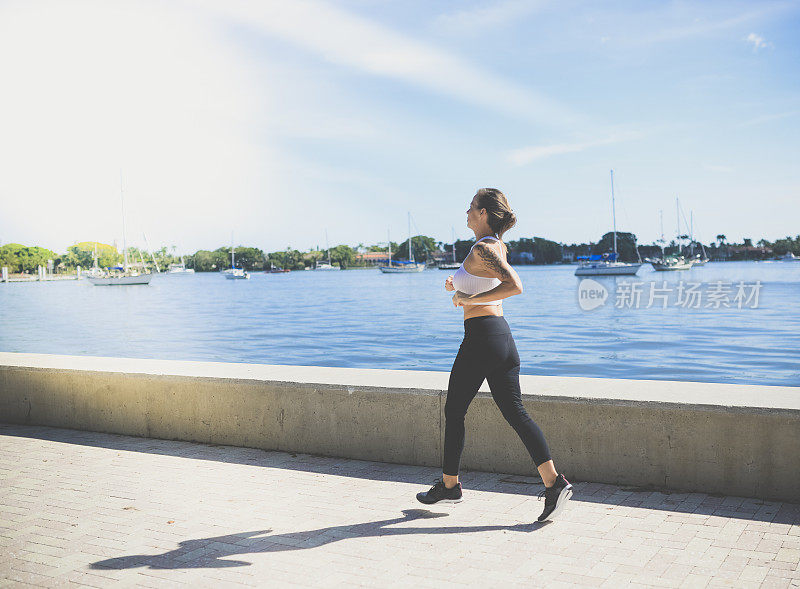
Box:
[486,335,554,479]
[442,339,487,485]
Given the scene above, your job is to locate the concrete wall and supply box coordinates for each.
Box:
[1,352,798,502]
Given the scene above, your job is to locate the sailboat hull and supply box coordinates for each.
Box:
[574,263,641,276]
[88,275,153,285]
[650,263,693,271]
[379,264,425,273]
[648,258,693,271]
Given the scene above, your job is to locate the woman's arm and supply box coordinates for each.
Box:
[453,242,523,305]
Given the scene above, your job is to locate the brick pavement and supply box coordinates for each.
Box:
[1,423,799,588]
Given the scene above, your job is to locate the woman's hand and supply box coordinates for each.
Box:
[445,275,454,291]
[452,291,470,307]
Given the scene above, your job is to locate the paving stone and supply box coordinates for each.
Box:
[2,423,800,589]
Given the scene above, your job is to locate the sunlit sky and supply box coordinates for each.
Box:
[1,0,798,254]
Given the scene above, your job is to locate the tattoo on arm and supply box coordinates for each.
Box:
[475,244,510,279]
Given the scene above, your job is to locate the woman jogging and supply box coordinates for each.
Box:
[416,188,573,522]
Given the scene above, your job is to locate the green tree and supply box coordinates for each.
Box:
[594,232,640,262]
[190,249,229,272]
[452,239,474,262]
[0,243,58,273]
[225,246,265,271]
[506,237,563,264]
[532,237,563,264]
[0,244,22,272]
[329,244,356,269]
[64,242,121,270]
[269,248,306,270]
[772,235,800,256]
[367,243,394,252]
[151,245,180,270]
[395,235,437,262]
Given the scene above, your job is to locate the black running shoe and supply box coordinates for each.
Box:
[416,479,463,505]
[537,473,573,522]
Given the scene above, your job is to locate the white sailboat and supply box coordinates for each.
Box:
[314,230,340,270]
[223,233,250,279]
[166,256,195,274]
[575,170,642,276]
[88,176,152,286]
[689,211,710,266]
[649,255,693,271]
[380,213,425,273]
[646,199,693,271]
[81,243,105,279]
[439,227,461,270]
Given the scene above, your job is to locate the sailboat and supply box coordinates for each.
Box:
[223,233,250,279]
[575,170,642,276]
[646,199,693,271]
[314,230,340,270]
[439,227,461,270]
[166,255,195,274]
[687,211,709,266]
[88,176,152,286]
[81,243,105,279]
[380,213,425,273]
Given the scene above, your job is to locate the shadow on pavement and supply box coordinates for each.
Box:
[89,508,547,570]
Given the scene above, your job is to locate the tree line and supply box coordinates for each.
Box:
[1,233,798,274]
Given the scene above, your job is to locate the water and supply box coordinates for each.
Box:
[1,262,798,386]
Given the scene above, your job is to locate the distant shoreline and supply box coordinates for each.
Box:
[2,258,794,283]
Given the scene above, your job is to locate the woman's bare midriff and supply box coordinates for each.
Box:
[461,241,505,320]
[463,303,503,320]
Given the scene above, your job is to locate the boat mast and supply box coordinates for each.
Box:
[690,211,694,256]
[610,169,617,257]
[231,231,235,269]
[120,172,128,272]
[407,212,415,264]
[451,227,456,263]
[142,232,159,273]
[325,230,331,265]
[387,229,392,267]
[676,197,681,256]
[658,209,665,257]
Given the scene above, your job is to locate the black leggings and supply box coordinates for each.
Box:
[443,315,552,476]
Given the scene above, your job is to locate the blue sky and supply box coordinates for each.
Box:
[0,0,798,254]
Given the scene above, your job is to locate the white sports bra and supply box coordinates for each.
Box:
[452,236,503,306]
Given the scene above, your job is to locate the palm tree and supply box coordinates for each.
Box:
[716,234,727,246]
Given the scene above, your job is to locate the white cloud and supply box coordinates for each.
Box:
[703,164,734,173]
[597,3,791,48]
[199,0,581,127]
[738,110,798,127]
[745,32,771,51]
[507,132,641,166]
[434,0,548,33]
